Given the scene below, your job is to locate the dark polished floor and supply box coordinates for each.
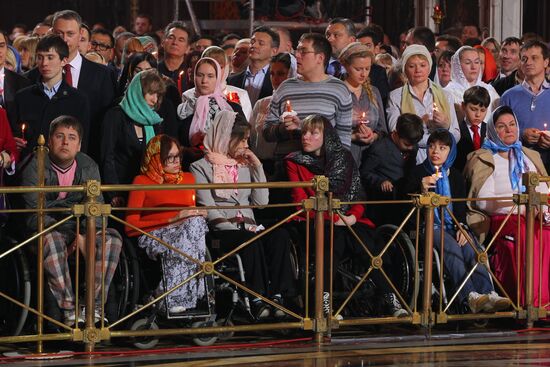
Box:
[2,324,550,366]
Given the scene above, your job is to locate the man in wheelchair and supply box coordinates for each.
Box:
[20,116,122,327]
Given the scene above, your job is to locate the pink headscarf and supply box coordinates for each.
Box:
[188,57,233,144]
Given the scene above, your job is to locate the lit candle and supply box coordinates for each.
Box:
[286,100,292,112]
[21,123,26,140]
[192,194,196,206]
[433,102,439,113]
[177,70,184,96]
[434,165,440,178]
[545,123,548,131]
[360,111,369,125]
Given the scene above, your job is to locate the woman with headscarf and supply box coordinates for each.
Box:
[177,57,245,149]
[285,114,406,318]
[404,129,511,313]
[190,110,295,319]
[387,44,460,164]
[126,134,208,315]
[444,46,499,115]
[339,42,387,167]
[101,69,167,207]
[474,45,498,83]
[464,105,550,309]
[5,45,22,74]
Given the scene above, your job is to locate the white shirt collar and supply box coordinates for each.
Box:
[68,52,83,70]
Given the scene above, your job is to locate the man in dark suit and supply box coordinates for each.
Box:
[227,26,278,106]
[25,10,115,161]
[454,86,489,172]
[0,31,31,132]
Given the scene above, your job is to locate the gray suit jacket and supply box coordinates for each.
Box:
[190,158,268,231]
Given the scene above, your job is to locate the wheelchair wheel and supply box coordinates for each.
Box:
[191,320,218,346]
[0,247,31,336]
[374,224,418,309]
[106,239,140,326]
[130,318,159,349]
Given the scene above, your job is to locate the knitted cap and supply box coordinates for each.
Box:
[401,44,432,73]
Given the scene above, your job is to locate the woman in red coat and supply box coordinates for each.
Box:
[285,115,406,318]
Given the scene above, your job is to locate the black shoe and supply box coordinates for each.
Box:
[383,293,408,317]
[272,296,286,318]
[251,300,270,320]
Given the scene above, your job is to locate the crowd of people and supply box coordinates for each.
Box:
[2,11,550,328]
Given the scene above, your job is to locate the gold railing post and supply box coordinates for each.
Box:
[522,172,540,327]
[312,175,329,345]
[35,135,47,354]
[416,192,448,328]
[84,180,101,352]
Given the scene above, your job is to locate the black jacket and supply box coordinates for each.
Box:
[227,67,273,102]
[3,68,31,129]
[15,80,90,158]
[25,57,116,161]
[491,70,520,96]
[455,120,486,172]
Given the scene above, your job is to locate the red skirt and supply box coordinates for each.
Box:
[490,214,550,309]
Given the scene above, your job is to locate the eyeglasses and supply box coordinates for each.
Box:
[164,154,181,164]
[90,41,113,51]
[295,47,316,55]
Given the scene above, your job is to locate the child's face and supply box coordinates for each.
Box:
[428,140,450,167]
[463,103,487,126]
[392,131,416,154]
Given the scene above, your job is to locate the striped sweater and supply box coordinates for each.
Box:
[263,76,352,156]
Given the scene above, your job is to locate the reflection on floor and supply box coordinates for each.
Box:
[1,324,550,366]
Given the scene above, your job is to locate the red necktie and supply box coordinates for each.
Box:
[471,124,481,150]
[64,64,73,87]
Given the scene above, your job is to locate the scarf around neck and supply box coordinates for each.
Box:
[140,135,185,184]
[401,80,451,125]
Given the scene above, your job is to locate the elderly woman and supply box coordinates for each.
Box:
[101,70,167,207]
[177,57,245,148]
[126,135,208,315]
[464,106,550,308]
[339,42,387,168]
[285,114,406,318]
[404,129,511,313]
[435,50,453,88]
[387,44,460,164]
[191,110,295,319]
[444,46,499,114]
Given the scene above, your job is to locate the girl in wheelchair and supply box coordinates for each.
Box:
[285,114,407,318]
[405,129,511,313]
[126,134,209,316]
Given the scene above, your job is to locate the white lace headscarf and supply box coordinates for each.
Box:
[450,46,482,89]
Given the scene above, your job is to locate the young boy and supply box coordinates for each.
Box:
[454,86,490,171]
[360,113,424,225]
[14,34,90,159]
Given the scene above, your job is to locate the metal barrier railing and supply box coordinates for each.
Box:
[0,136,548,354]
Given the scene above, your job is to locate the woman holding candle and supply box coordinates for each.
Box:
[126,134,208,315]
[387,44,460,164]
[339,42,387,167]
[0,108,19,172]
[177,57,245,148]
[464,106,550,309]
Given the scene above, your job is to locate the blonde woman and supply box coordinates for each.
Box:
[339,42,387,167]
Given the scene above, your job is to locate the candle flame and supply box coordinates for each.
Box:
[179,70,184,77]
[286,100,292,112]
[21,123,26,131]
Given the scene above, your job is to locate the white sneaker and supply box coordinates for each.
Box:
[468,292,491,313]
[486,291,513,312]
[169,306,187,314]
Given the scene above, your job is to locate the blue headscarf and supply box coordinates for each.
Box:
[481,105,527,192]
[422,129,457,230]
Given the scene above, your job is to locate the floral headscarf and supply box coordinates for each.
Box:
[141,135,184,184]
